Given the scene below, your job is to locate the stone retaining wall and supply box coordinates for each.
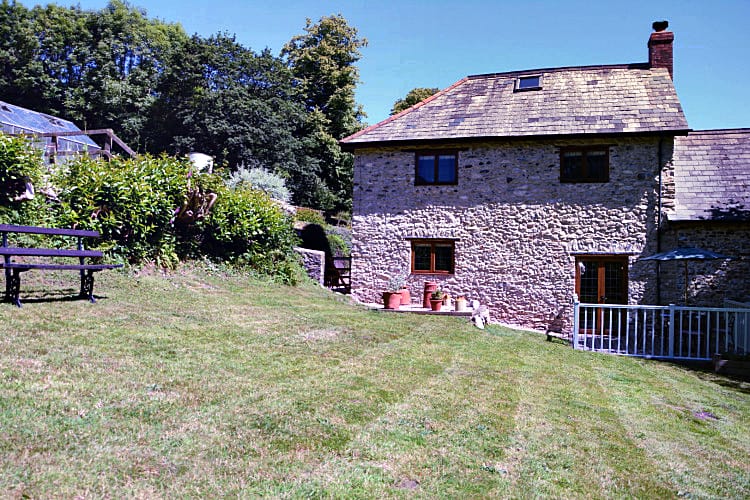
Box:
[295,247,325,285]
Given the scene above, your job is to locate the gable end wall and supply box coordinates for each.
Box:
[351,137,673,330]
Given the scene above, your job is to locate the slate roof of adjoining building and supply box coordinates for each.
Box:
[671,129,750,222]
[341,63,689,148]
[0,100,100,150]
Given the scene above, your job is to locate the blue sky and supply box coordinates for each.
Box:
[26,0,750,130]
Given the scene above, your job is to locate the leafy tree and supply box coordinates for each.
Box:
[0,1,37,102]
[0,0,186,150]
[390,87,440,115]
[148,34,310,188]
[281,14,367,139]
[282,14,367,211]
[0,4,369,212]
[81,0,187,149]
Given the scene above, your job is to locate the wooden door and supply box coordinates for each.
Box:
[576,256,628,333]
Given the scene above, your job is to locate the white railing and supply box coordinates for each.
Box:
[573,301,750,360]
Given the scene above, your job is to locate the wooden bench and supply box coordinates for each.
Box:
[0,224,123,307]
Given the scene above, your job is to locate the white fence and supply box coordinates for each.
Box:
[572,301,750,360]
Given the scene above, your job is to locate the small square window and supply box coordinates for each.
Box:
[411,239,455,274]
[560,147,609,183]
[415,152,457,185]
[515,75,542,91]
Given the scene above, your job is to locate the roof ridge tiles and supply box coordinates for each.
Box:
[467,62,651,79]
[687,128,750,135]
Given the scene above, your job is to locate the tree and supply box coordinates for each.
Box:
[0,0,186,150]
[0,1,37,104]
[282,14,367,139]
[0,4,368,212]
[148,34,311,188]
[81,0,187,149]
[282,14,367,210]
[390,87,440,115]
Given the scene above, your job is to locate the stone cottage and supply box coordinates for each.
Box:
[340,23,749,330]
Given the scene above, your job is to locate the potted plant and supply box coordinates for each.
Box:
[429,289,444,311]
[442,292,452,309]
[382,276,405,310]
[455,295,467,312]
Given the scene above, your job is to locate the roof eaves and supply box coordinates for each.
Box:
[341,129,692,151]
[340,77,469,144]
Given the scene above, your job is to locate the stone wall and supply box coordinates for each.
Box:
[658,222,750,306]
[351,137,674,330]
[295,247,325,285]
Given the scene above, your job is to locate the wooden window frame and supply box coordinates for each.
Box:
[560,146,610,183]
[415,151,458,186]
[410,239,455,275]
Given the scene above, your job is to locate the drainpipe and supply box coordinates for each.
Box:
[656,136,663,305]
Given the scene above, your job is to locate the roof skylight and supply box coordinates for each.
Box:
[516,75,542,91]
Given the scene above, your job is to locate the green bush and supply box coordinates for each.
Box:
[0,136,301,280]
[326,232,349,257]
[0,133,44,204]
[294,207,326,225]
[52,154,191,263]
[199,184,300,277]
[0,133,57,228]
[326,225,351,256]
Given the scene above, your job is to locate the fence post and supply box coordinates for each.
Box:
[573,295,580,350]
[668,303,676,358]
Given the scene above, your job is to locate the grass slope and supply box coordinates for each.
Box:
[1,266,748,498]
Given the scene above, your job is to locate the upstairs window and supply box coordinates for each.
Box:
[560,147,609,183]
[411,239,455,274]
[416,152,457,185]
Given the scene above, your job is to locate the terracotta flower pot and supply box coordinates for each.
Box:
[400,286,411,306]
[429,298,443,311]
[423,281,437,308]
[383,291,402,310]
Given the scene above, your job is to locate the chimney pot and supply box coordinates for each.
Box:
[648,21,674,79]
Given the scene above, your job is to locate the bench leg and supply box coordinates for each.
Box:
[7,270,22,308]
[4,268,10,302]
[80,271,96,303]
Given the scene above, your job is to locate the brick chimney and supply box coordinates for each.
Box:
[648,20,674,79]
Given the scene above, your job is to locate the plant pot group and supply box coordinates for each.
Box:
[385,280,468,313]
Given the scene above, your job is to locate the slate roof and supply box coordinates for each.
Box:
[671,129,750,222]
[0,100,100,151]
[342,64,689,147]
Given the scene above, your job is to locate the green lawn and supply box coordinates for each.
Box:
[1,265,748,498]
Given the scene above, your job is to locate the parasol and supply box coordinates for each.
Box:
[640,247,731,305]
